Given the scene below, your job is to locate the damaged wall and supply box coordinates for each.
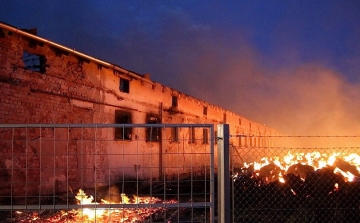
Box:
[0,22,278,196]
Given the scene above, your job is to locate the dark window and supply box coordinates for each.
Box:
[115,110,132,140]
[22,51,47,73]
[146,116,160,142]
[0,29,5,38]
[202,128,208,144]
[203,106,208,115]
[172,96,178,107]
[171,127,179,142]
[119,78,130,93]
[189,126,196,143]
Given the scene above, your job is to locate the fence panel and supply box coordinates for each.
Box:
[0,124,215,223]
[231,135,360,223]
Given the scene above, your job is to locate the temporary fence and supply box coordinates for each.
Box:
[0,124,215,223]
[230,132,360,223]
[3,123,357,223]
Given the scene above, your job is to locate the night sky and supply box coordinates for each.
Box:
[1,1,360,136]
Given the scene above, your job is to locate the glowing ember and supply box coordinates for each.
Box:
[14,189,176,223]
[237,151,360,184]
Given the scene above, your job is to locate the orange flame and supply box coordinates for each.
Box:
[16,189,177,222]
[243,151,360,183]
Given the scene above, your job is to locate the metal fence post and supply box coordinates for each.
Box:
[217,124,230,223]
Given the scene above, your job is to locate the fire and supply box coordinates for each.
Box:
[14,189,177,222]
[239,151,360,184]
[75,189,105,220]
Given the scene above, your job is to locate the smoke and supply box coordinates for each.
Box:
[95,4,360,143]
[173,38,360,147]
[183,40,360,138]
[131,14,360,141]
[2,1,360,144]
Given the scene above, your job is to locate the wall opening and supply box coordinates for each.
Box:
[119,78,130,93]
[146,115,160,142]
[22,51,47,73]
[114,110,132,140]
[171,127,179,142]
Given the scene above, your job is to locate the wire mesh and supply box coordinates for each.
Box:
[231,135,360,223]
[0,124,215,223]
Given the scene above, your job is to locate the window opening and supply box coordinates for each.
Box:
[189,126,196,143]
[171,127,179,142]
[172,96,178,107]
[146,116,160,142]
[22,51,47,73]
[120,78,130,93]
[203,106,208,115]
[202,128,208,144]
[0,29,5,38]
[115,110,132,140]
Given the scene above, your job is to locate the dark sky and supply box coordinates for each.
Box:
[1,0,360,136]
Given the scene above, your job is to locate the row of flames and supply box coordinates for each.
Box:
[15,189,177,223]
[239,151,360,183]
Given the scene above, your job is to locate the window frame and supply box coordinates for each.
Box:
[114,110,132,140]
[171,127,179,142]
[189,126,196,144]
[172,95,178,107]
[203,106,208,116]
[119,78,130,93]
[146,116,160,142]
[22,50,47,73]
[202,128,209,144]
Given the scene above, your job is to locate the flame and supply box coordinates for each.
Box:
[241,151,360,183]
[75,189,105,220]
[72,189,175,222]
[16,189,177,222]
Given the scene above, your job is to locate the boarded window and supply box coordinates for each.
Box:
[119,78,130,93]
[115,110,132,140]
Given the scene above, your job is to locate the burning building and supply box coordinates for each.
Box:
[2,21,360,222]
[0,21,277,197]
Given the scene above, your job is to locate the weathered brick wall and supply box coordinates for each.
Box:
[0,25,279,198]
[0,30,107,197]
[0,36,97,124]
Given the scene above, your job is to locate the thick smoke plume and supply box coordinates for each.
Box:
[2,2,360,147]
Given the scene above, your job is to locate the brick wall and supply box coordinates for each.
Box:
[0,25,278,197]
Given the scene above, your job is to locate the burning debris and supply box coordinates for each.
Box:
[234,151,360,185]
[10,189,177,223]
[233,151,360,222]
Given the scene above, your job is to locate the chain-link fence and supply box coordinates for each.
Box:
[231,135,360,223]
[0,124,215,223]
